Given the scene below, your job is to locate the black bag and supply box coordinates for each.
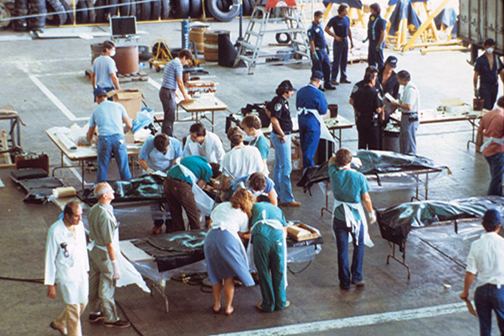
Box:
[240,103,270,128]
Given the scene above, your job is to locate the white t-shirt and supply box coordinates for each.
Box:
[222,145,264,182]
[183,131,225,164]
[466,232,504,288]
[400,81,420,113]
[210,202,249,233]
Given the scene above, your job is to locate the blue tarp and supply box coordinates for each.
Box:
[323,0,362,9]
[434,7,457,37]
[388,0,423,36]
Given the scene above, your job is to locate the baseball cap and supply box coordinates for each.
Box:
[277,80,296,92]
[96,88,109,97]
[385,56,398,68]
[311,70,324,80]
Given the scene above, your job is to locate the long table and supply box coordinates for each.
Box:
[154,95,228,132]
[46,130,142,190]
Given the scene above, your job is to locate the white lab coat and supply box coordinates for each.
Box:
[183,131,225,165]
[222,145,264,184]
[44,219,89,304]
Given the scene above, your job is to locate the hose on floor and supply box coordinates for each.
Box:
[0,276,44,284]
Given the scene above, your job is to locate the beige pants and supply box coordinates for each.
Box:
[52,303,86,336]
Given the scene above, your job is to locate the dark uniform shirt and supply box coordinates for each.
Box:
[367,15,386,42]
[352,85,383,123]
[475,53,504,85]
[307,22,326,49]
[327,15,350,38]
[267,95,293,135]
[377,69,399,98]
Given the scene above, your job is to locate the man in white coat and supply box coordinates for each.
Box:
[45,202,89,336]
[183,123,225,165]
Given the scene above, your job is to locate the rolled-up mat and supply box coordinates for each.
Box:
[53,186,77,198]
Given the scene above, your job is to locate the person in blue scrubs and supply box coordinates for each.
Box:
[296,70,328,168]
[367,3,387,70]
[474,39,504,110]
[250,201,289,312]
[308,11,335,91]
[326,4,354,85]
[233,172,278,206]
[138,133,183,235]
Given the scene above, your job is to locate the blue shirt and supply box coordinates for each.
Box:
[250,202,287,230]
[327,15,350,39]
[92,56,118,89]
[307,21,327,49]
[328,163,370,221]
[250,135,270,160]
[475,53,504,85]
[167,156,212,184]
[296,84,328,116]
[367,15,386,42]
[233,174,274,195]
[89,101,127,136]
[161,58,183,90]
[138,136,182,172]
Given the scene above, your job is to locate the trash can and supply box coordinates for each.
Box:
[383,126,400,152]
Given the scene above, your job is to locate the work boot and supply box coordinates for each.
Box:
[104,320,131,328]
[324,84,336,90]
[340,78,351,84]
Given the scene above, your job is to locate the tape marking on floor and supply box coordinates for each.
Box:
[211,302,468,336]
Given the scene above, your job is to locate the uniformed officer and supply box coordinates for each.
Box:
[350,66,383,150]
[326,4,354,86]
[367,3,387,70]
[308,11,335,91]
[296,70,329,168]
[349,66,379,127]
[474,39,504,110]
[265,80,300,207]
[377,56,400,148]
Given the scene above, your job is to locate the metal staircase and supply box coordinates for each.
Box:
[235,4,311,75]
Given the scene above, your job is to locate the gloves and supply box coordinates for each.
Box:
[369,211,377,225]
[146,168,155,175]
[311,51,319,62]
[375,43,383,52]
[474,88,480,98]
[112,260,121,280]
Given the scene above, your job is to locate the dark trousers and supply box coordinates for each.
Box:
[357,122,380,150]
[333,218,364,289]
[475,284,504,336]
[368,41,384,70]
[332,40,348,82]
[485,153,504,196]
[164,177,201,232]
[298,113,321,168]
[480,83,499,110]
[312,49,331,86]
[159,87,176,136]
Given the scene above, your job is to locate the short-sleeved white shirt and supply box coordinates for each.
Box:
[222,145,264,183]
[210,202,249,233]
[466,232,504,288]
[400,82,420,113]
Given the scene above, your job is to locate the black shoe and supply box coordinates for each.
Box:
[324,84,336,90]
[340,78,351,84]
[339,284,351,290]
[104,320,131,328]
[319,86,326,92]
[89,312,105,323]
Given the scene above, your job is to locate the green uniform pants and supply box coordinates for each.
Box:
[88,248,119,323]
[252,223,287,312]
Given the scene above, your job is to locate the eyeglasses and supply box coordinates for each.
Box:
[60,242,70,258]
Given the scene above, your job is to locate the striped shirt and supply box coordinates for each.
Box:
[161,58,183,90]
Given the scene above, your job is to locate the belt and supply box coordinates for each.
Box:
[162,87,176,92]
[402,112,418,115]
[167,176,191,186]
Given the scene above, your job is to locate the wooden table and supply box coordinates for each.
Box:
[46,130,142,190]
[154,95,228,132]
[262,115,355,149]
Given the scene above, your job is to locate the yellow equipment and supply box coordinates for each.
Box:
[149,39,173,73]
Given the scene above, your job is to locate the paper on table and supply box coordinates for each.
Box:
[384,93,398,104]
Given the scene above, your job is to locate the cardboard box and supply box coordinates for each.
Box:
[287,224,319,242]
[108,89,144,120]
[291,135,302,171]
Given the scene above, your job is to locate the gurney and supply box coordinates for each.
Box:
[377,196,504,280]
[297,150,451,216]
[120,227,323,313]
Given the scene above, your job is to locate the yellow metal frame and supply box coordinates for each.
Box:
[323,4,364,27]
[148,39,173,72]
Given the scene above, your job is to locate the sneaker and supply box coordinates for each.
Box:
[340,78,351,84]
[331,80,339,86]
[280,201,301,207]
[352,280,365,287]
[89,312,104,323]
[104,320,131,328]
[324,84,336,90]
[152,225,162,235]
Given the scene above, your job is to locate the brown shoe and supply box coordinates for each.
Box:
[152,225,162,235]
[49,322,66,336]
[280,201,301,207]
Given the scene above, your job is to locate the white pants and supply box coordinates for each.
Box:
[53,303,86,336]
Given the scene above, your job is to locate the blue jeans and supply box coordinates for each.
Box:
[475,284,504,336]
[96,134,131,183]
[333,217,364,288]
[332,40,348,82]
[312,49,331,85]
[485,153,504,196]
[271,132,295,203]
[298,113,320,168]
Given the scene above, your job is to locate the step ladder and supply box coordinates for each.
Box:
[236,4,311,75]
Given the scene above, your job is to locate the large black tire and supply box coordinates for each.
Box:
[76,0,88,22]
[86,0,96,22]
[129,0,135,16]
[45,0,67,25]
[106,0,118,20]
[94,0,106,22]
[170,0,188,18]
[61,0,74,24]
[134,0,141,20]
[0,3,13,30]
[150,0,160,20]
[28,0,47,29]
[207,0,238,22]
[119,0,130,16]
[140,0,150,20]
[242,0,251,15]
[14,0,28,30]
[188,0,201,18]
[160,0,169,18]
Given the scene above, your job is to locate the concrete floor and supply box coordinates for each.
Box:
[0,18,502,336]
